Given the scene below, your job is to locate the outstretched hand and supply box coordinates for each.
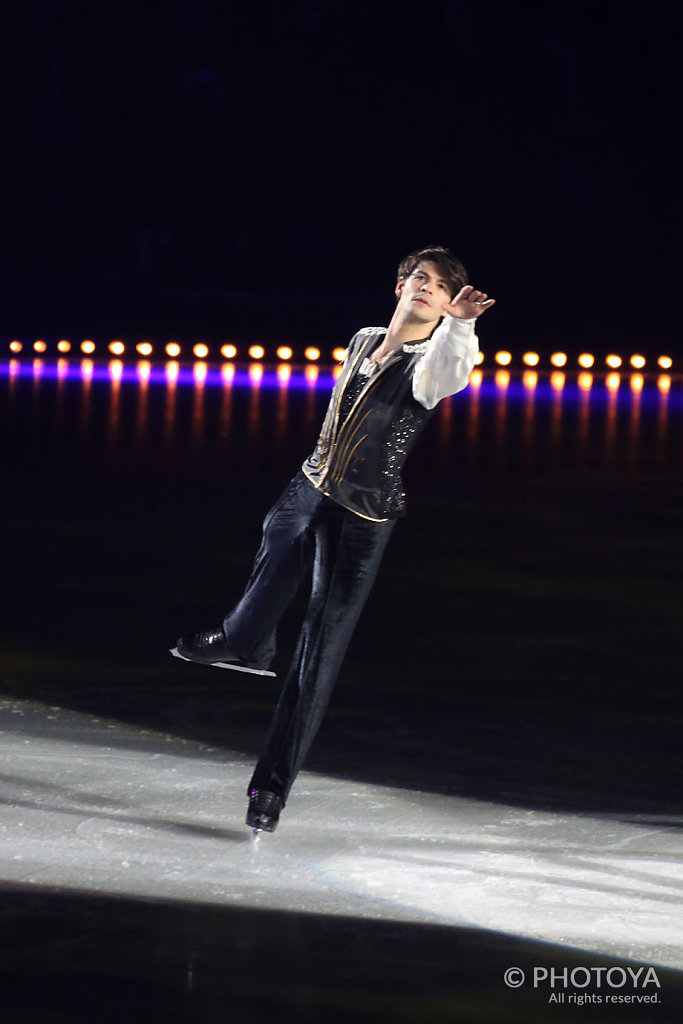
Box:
[443,285,495,320]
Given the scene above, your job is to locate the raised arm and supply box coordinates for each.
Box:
[412,285,495,410]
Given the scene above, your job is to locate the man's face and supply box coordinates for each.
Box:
[395,260,454,323]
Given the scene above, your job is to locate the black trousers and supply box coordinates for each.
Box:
[222,471,395,803]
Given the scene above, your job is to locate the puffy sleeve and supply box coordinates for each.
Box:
[411,315,479,410]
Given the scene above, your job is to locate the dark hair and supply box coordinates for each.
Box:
[397,245,468,299]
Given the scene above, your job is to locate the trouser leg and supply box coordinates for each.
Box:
[248,500,395,802]
[222,473,319,664]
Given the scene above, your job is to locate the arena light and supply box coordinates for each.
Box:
[658,375,671,392]
[221,344,237,360]
[332,347,346,363]
[631,374,644,391]
[137,342,153,357]
[550,352,567,368]
[333,364,344,381]
[606,373,620,390]
[305,347,321,362]
[194,362,207,383]
[250,363,264,382]
[57,340,71,353]
[522,352,539,367]
[166,343,181,358]
[109,341,125,356]
[166,361,180,382]
[606,354,622,369]
[108,360,123,380]
[522,370,538,389]
[658,355,673,370]
[249,345,265,360]
[34,340,47,353]
[578,372,593,391]
[81,359,94,378]
[193,343,209,360]
[550,371,565,390]
[494,350,512,366]
[81,340,96,355]
[469,368,483,388]
[277,364,291,383]
[494,369,510,388]
[9,341,22,353]
[630,354,646,369]
[305,365,319,383]
[57,358,69,377]
[578,353,594,368]
[276,346,293,361]
[474,350,484,366]
[221,363,235,384]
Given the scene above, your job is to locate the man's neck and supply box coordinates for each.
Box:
[382,306,441,351]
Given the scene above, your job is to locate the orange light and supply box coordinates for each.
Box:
[469,368,483,388]
[605,354,622,369]
[494,369,510,389]
[249,345,265,360]
[606,372,620,390]
[495,350,512,366]
[657,355,673,370]
[305,365,319,383]
[277,364,291,383]
[9,340,22,353]
[550,352,567,368]
[305,347,321,362]
[57,340,71,353]
[276,346,293,361]
[550,371,565,390]
[522,352,539,367]
[34,340,47,353]
[658,374,671,392]
[165,343,181,358]
[32,358,44,374]
[137,342,153,357]
[81,359,94,378]
[221,344,237,360]
[81,340,96,355]
[474,350,484,366]
[194,362,207,383]
[57,358,69,377]
[137,360,151,380]
[193,343,209,360]
[332,347,347,363]
[631,373,644,391]
[578,372,593,391]
[9,358,19,375]
[166,361,180,381]
[109,341,125,356]
[108,360,123,380]
[221,363,235,384]
[630,354,646,369]
[333,364,343,381]
[578,353,594,368]
[250,363,263,382]
[522,370,538,389]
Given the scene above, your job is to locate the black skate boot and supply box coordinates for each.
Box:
[246,789,283,833]
[170,627,276,676]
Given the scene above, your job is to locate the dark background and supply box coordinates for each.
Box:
[1,0,679,349]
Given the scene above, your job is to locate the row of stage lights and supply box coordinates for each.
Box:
[5,339,676,372]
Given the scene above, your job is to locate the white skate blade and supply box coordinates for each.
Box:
[169,647,276,677]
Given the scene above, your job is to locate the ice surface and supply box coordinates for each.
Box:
[1,697,681,970]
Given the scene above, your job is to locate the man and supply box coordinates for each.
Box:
[171,245,495,832]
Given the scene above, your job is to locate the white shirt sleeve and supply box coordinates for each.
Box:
[411,315,479,410]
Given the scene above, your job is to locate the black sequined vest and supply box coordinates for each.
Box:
[301,327,437,521]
